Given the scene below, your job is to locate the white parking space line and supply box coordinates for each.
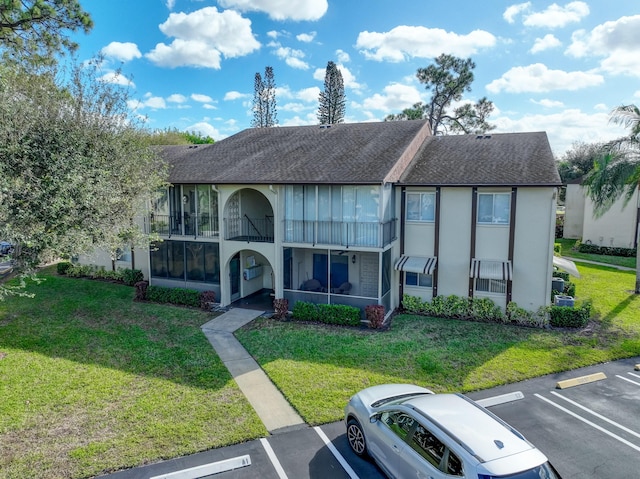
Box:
[260,438,289,479]
[313,426,360,479]
[148,456,251,479]
[616,374,640,387]
[549,391,640,439]
[627,372,640,380]
[535,394,640,453]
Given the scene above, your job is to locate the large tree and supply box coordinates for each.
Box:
[0,62,168,295]
[251,66,277,128]
[582,104,640,293]
[557,141,607,183]
[386,54,495,135]
[0,0,93,66]
[317,61,345,125]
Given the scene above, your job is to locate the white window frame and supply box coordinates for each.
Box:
[477,193,510,225]
[405,271,433,288]
[406,192,435,223]
[475,278,507,294]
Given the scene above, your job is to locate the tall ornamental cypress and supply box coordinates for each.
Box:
[318,61,345,125]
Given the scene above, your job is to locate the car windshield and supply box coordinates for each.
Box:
[371,392,431,408]
[481,462,561,479]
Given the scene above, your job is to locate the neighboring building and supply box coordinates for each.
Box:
[81,121,561,315]
[563,181,639,249]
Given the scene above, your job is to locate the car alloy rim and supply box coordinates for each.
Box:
[347,424,365,454]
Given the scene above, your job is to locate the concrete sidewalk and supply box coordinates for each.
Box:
[201,309,306,434]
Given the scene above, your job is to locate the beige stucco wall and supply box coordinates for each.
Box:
[582,188,638,249]
[563,183,585,239]
[511,187,556,311]
[437,187,473,298]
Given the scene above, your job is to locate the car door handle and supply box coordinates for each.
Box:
[392,444,401,454]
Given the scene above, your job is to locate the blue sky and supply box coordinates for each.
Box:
[72,0,640,156]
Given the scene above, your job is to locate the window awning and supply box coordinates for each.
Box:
[470,259,512,281]
[394,255,437,275]
[553,256,581,278]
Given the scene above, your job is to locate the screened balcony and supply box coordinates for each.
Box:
[283,218,396,247]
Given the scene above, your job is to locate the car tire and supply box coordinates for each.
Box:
[347,418,368,457]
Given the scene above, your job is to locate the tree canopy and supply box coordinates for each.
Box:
[318,61,345,125]
[386,54,495,135]
[0,0,93,66]
[0,62,168,292]
[251,66,277,128]
[148,128,215,145]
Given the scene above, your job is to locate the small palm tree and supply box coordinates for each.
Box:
[583,104,640,293]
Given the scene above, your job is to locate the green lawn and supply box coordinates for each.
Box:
[235,262,640,425]
[2,260,639,478]
[0,270,266,479]
[556,237,637,269]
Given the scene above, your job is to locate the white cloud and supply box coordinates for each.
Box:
[167,94,188,103]
[146,7,260,69]
[594,103,608,111]
[129,95,167,111]
[530,34,561,54]
[530,98,564,108]
[101,41,142,62]
[634,91,640,100]
[186,121,221,140]
[361,83,423,113]
[275,85,320,103]
[313,63,362,90]
[492,108,625,157]
[273,46,309,70]
[336,49,350,63]
[297,32,316,43]
[218,0,328,21]
[486,64,603,93]
[166,0,175,10]
[503,2,531,24]
[522,1,589,28]
[280,113,317,126]
[191,93,214,103]
[356,26,496,62]
[99,71,134,87]
[224,91,250,101]
[267,30,280,39]
[567,15,640,77]
[203,104,217,110]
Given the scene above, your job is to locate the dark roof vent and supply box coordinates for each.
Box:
[475,135,492,140]
[319,124,332,129]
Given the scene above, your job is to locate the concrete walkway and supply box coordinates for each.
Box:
[564,256,636,272]
[201,309,306,434]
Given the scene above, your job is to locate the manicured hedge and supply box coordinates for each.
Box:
[291,301,361,327]
[145,285,201,308]
[578,243,636,257]
[549,302,591,328]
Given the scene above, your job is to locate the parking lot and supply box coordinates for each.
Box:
[103,357,640,479]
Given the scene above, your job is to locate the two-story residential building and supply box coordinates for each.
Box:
[81,120,562,315]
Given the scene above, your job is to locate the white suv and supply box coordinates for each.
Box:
[345,384,561,479]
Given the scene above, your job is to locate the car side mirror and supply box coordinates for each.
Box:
[370,414,379,424]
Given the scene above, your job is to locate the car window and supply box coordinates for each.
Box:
[446,450,463,476]
[380,411,415,440]
[409,423,446,469]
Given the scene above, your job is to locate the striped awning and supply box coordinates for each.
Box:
[553,256,581,278]
[470,259,512,281]
[394,256,437,275]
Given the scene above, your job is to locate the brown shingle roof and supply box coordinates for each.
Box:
[164,120,430,184]
[400,132,562,186]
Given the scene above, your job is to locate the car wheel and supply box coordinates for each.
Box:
[347,418,368,457]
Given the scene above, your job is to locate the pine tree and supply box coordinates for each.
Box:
[318,61,346,124]
[251,66,277,128]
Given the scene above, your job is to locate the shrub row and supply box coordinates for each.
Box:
[577,242,636,257]
[57,262,143,286]
[402,293,590,329]
[291,301,361,327]
[549,302,591,328]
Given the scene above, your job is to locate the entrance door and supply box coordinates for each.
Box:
[230,253,241,301]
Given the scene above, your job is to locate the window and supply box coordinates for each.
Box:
[150,240,220,284]
[410,423,445,468]
[406,272,433,288]
[407,192,435,222]
[475,278,506,294]
[478,193,510,224]
[381,411,416,440]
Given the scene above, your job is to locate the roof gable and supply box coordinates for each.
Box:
[400,132,561,186]
[164,120,430,185]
